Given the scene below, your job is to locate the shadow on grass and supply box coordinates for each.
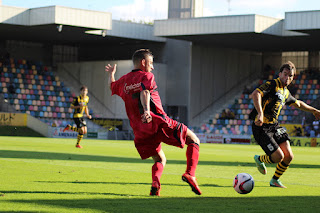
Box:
[1,150,320,168]
[36,181,271,189]
[3,196,320,213]
[35,181,228,188]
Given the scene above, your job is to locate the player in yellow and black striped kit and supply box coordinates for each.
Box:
[250,61,320,188]
[63,86,92,148]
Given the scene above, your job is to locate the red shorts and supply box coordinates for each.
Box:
[134,115,188,160]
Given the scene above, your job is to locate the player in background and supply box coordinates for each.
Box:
[105,49,202,196]
[250,61,320,188]
[63,86,92,148]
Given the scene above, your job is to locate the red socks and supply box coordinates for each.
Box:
[185,143,199,177]
[152,162,164,186]
[151,143,199,186]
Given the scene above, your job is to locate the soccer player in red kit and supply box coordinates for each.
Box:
[105,49,202,196]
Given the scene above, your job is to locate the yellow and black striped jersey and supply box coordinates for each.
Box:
[71,95,89,118]
[249,78,297,124]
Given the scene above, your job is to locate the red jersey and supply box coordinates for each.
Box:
[111,69,167,137]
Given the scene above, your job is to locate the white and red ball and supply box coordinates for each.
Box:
[233,173,254,194]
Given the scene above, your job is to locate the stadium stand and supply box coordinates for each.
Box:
[0,58,95,128]
[194,69,320,136]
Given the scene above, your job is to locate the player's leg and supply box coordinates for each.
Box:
[76,127,85,148]
[75,118,87,148]
[82,126,88,135]
[185,128,200,176]
[252,124,278,175]
[64,118,80,132]
[63,124,71,132]
[269,141,293,188]
[63,124,80,132]
[182,128,202,195]
[150,149,166,196]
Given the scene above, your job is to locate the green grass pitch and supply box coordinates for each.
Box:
[0,136,319,212]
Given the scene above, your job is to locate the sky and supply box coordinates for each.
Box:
[2,0,320,22]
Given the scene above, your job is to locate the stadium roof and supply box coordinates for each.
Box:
[0,5,165,45]
[1,4,320,52]
[154,11,320,51]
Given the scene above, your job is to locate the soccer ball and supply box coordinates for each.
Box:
[233,173,254,194]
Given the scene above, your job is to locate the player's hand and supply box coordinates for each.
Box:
[105,64,117,74]
[255,113,264,126]
[141,111,152,123]
[88,115,92,119]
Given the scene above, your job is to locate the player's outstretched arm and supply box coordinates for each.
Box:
[105,64,117,90]
[140,90,152,123]
[252,90,264,126]
[293,100,320,120]
[85,106,92,119]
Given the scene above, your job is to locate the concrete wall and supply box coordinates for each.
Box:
[27,114,49,137]
[189,44,262,126]
[163,39,191,106]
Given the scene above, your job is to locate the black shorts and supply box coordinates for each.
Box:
[73,117,86,129]
[252,122,290,155]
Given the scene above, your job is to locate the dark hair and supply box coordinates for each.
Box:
[132,49,153,66]
[80,85,88,91]
[279,61,296,75]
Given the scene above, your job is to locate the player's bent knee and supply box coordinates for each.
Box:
[186,135,200,146]
[285,153,294,162]
[81,127,87,134]
[193,136,200,146]
[156,158,166,167]
[271,150,284,163]
[161,158,167,167]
